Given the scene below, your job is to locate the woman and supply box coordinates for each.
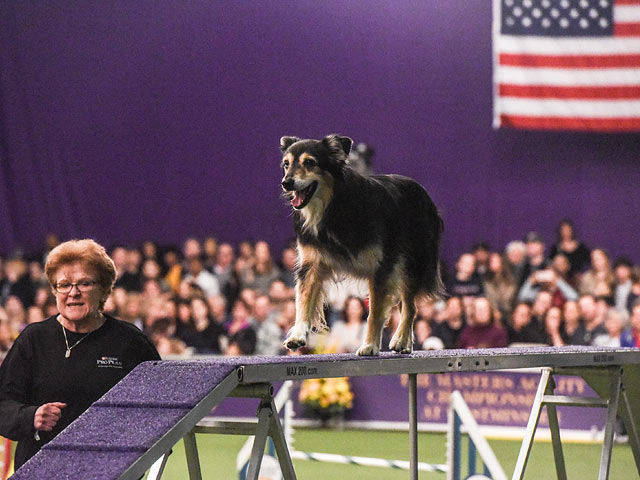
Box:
[0,239,160,469]
[239,241,281,295]
[329,296,367,353]
[190,296,225,354]
[224,298,257,355]
[506,302,545,345]
[562,300,582,345]
[578,248,614,297]
[483,252,517,319]
[457,296,508,349]
[549,219,590,277]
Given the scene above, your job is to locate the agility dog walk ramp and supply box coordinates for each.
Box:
[9,346,640,480]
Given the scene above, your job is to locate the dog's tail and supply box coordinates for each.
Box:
[428,214,446,300]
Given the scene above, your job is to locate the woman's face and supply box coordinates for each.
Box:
[178,303,192,322]
[255,242,271,263]
[345,298,364,321]
[512,304,531,329]
[552,254,570,275]
[489,253,502,273]
[605,312,623,337]
[560,223,573,241]
[191,298,208,319]
[473,298,492,326]
[53,262,104,325]
[591,249,608,271]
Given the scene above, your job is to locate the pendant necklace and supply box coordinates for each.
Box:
[60,316,101,358]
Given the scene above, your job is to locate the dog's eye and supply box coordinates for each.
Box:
[304,159,316,168]
[282,161,289,169]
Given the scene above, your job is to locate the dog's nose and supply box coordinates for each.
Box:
[281,178,295,191]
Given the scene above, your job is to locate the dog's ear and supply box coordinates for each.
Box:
[280,136,301,152]
[322,135,353,156]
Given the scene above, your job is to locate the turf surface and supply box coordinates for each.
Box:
[146,428,636,479]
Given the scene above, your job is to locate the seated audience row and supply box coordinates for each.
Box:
[0,223,639,360]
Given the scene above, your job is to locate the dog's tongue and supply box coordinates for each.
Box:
[291,192,303,208]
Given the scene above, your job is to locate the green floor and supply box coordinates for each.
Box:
[147,428,637,479]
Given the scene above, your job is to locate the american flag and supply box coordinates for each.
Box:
[493,0,640,131]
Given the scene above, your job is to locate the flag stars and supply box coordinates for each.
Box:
[501,0,613,36]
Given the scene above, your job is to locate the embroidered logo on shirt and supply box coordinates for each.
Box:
[97,356,123,368]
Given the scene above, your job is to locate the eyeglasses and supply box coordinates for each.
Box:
[54,280,99,294]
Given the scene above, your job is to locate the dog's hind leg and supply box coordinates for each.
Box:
[389,290,416,354]
[284,253,329,351]
[356,278,395,356]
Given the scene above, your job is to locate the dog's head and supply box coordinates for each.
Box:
[279,134,352,210]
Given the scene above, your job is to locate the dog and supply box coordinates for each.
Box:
[280,134,444,356]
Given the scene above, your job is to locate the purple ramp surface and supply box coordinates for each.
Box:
[96,359,239,408]
[45,406,189,452]
[10,450,142,480]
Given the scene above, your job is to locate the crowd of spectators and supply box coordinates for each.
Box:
[1,219,639,361]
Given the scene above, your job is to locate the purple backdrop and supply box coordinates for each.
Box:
[213,373,605,432]
[1,1,639,264]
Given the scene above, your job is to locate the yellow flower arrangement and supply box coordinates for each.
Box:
[299,376,354,419]
[298,344,354,421]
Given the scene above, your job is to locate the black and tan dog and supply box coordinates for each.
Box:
[280,134,444,356]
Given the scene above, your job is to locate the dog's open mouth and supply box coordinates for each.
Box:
[291,181,318,209]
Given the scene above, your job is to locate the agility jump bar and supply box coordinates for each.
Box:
[9,346,640,480]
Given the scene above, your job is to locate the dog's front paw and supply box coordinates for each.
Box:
[284,335,307,351]
[389,336,413,354]
[356,343,380,356]
[283,326,309,351]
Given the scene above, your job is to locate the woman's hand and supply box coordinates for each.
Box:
[34,402,67,431]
